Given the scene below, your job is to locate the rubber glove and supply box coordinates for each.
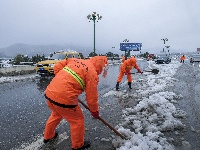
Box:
[91,111,99,119]
[137,69,143,74]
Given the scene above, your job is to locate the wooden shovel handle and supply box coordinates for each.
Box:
[78,99,126,139]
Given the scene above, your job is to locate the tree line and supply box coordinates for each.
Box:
[12,51,120,65]
[12,51,153,65]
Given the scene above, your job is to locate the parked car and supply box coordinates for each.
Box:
[155,55,171,64]
[190,54,200,63]
[36,51,81,76]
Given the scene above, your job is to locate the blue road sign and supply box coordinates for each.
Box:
[120,43,142,51]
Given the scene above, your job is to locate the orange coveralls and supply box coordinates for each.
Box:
[117,57,141,83]
[180,55,185,63]
[43,56,106,149]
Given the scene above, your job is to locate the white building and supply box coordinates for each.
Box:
[0,58,13,68]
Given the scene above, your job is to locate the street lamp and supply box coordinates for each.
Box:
[87,12,102,56]
[123,39,129,42]
[161,38,168,44]
[161,38,168,52]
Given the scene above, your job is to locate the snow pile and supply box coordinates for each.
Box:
[0,74,37,83]
[112,60,187,150]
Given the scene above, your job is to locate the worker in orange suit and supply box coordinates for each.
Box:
[116,56,142,90]
[43,56,107,150]
[180,55,186,63]
[121,54,126,63]
[147,56,150,61]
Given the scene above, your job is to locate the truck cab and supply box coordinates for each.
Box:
[36,51,81,76]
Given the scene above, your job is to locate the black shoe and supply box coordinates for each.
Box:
[72,141,91,150]
[43,132,58,143]
[128,82,132,89]
[116,87,119,91]
[116,82,120,91]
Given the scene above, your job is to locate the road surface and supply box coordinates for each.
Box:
[0,60,200,150]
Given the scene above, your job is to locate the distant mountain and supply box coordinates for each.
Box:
[0,43,93,58]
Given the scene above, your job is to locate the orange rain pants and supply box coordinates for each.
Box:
[117,69,132,83]
[44,100,85,149]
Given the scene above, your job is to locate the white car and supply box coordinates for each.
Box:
[155,55,171,64]
[190,54,200,63]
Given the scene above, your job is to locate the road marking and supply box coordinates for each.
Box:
[14,132,69,150]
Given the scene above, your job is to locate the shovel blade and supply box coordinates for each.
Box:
[152,69,159,74]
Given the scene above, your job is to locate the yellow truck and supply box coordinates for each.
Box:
[36,51,81,76]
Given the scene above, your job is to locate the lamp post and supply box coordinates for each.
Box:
[87,12,102,56]
[123,39,129,42]
[161,38,168,52]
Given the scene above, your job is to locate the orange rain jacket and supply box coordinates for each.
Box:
[45,56,106,112]
[117,56,141,83]
[180,55,186,61]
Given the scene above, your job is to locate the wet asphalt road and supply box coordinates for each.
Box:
[1,60,200,150]
[0,60,147,150]
[168,62,200,150]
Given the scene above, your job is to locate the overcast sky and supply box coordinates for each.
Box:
[0,0,200,54]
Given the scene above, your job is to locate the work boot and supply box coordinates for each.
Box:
[72,141,91,150]
[116,82,120,91]
[128,82,132,89]
[43,132,58,143]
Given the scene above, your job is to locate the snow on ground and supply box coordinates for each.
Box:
[106,60,187,150]
[0,74,37,83]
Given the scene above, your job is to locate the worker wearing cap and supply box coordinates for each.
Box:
[116,56,142,90]
[43,56,106,150]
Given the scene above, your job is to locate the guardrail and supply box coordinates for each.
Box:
[0,60,122,77]
[0,66,36,77]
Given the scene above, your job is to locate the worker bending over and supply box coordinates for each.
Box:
[43,56,107,150]
[116,56,142,90]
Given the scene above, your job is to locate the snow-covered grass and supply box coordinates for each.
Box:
[108,60,187,150]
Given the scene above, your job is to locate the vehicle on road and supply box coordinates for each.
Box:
[36,51,81,76]
[190,54,200,63]
[155,54,171,64]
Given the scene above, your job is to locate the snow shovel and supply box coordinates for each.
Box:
[143,69,159,74]
[78,99,126,140]
[129,69,159,75]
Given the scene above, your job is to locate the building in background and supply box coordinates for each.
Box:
[0,58,13,68]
